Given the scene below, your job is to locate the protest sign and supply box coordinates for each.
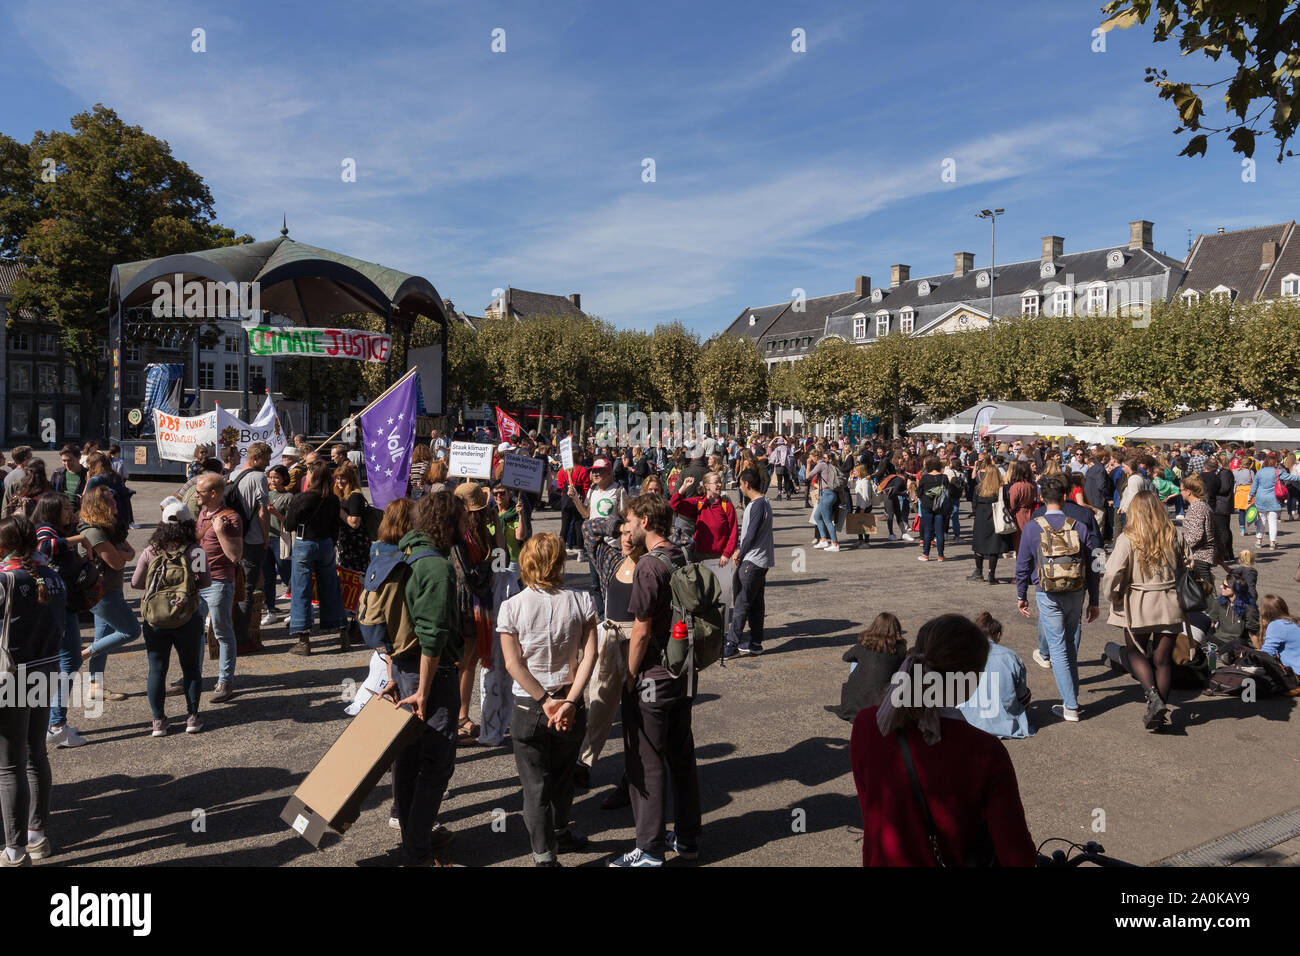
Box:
[247,326,391,364]
[559,436,574,471]
[216,395,288,467]
[501,452,544,494]
[154,410,217,462]
[448,441,494,479]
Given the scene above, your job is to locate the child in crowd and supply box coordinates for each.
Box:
[1236,549,1259,604]
[829,612,906,722]
[956,611,1033,739]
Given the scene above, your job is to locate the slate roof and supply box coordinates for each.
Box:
[1257,223,1300,301]
[1178,223,1294,302]
[825,243,1184,344]
[489,287,587,320]
[0,259,20,298]
[722,291,861,361]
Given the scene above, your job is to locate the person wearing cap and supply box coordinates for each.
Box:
[131,499,212,736]
[570,458,627,524]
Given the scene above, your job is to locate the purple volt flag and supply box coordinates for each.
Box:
[359,369,420,510]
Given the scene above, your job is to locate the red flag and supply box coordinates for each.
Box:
[496,406,522,443]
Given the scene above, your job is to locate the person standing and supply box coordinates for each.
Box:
[1083,448,1115,545]
[498,533,599,865]
[192,473,243,701]
[724,468,774,659]
[50,445,87,510]
[1005,461,1038,556]
[609,495,703,867]
[1203,454,1233,565]
[78,487,138,703]
[1248,452,1288,550]
[807,450,843,552]
[385,490,462,867]
[916,457,955,562]
[0,515,66,866]
[970,461,1009,584]
[1100,490,1187,731]
[1015,477,1100,723]
[32,494,88,748]
[669,471,737,631]
[333,461,370,650]
[285,462,346,655]
[231,442,271,653]
[1,446,31,515]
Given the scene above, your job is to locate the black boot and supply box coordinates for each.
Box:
[289,634,312,656]
[1142,687,1167,731]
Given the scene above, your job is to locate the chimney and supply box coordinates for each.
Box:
[890,264,910,288]
[1041,236,1063,262]
[1262,240,1279,268]
[1129,220,1154,251]
[569,293,581,310]
[953,252,974,277]
[854,275,871,298]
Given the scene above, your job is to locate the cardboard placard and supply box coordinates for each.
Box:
[845,512,877,535]
[559,436,574,472]
[133,445,148,465]
[501,452,544,494]
[281,696,422,848]
[448,441,493,479]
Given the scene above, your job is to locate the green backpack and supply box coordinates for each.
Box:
[142,546,200,630]
[650,550,725,695]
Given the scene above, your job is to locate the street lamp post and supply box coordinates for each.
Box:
[976,208,1004,344]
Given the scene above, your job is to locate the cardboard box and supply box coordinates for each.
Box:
[281,696,422,847]
[845,512,877,535]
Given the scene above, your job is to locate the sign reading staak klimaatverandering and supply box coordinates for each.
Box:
[247,326,392,363]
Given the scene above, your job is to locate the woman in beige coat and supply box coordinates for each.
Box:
[1100,490,1186,732]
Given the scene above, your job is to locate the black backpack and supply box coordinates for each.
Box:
[221,470,260,537]
[1205,645,1300,697]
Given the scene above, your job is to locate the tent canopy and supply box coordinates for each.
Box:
[1125,408,1300,443]
[908,401,1100,438]
[110,235,448,329]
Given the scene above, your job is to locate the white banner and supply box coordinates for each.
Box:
[559,436,574,472]
[153,409,217,462]
[448,441,494,479]
[217,394,288,467]
[501,452,544,494]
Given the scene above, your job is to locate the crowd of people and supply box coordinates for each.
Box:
[0,422,1297,868]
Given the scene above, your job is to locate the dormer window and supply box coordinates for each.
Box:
[1282,274,1300,298]
[1209,285,1236,304]
[871,288,884,304]
[748,314,757,326]
[1086,282,1107,315]
[900,308,915,334]
[1180,289,1200,305]
[1040,261,1056,278]
[1022,291,1040,316]
[1106,250,1126,270]
[917,280,931,296]
[852,313,866,341]
[1053,287,1073,316]
[876,311,890,337]
[976,271,990,289]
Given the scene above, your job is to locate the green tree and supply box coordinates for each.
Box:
[798,337,869,432]
[648,321,701,413]
[0,105,251,423]
[1100,0,1300,161]
[697,334,768,432]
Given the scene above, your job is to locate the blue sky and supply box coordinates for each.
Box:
[4,0,1298,334]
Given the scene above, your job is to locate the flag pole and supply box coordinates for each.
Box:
[310,366,419,456]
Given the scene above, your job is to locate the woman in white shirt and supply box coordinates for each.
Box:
[498,532,599,866]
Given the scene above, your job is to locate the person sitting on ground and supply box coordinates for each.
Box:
[956,612,1033,740]
[1205,572,1259,649]
[1256,594,1300,672]
[849,613,1036,867]
[829,612,906,722]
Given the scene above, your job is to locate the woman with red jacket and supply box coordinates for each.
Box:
[669,471,738,627]
[850,613,1036,867]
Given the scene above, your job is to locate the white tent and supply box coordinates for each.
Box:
[1125,408,1300,445]
[907,402,1102,440]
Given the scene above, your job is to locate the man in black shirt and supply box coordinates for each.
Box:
[609,495,702,868]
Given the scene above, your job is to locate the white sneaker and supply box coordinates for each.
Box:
[1032,650,1051,669]
[813,541,829,549]
[260,611,278,626]
[825,544,840,552]
[902,533,915,542]
[47,725,88,748]
[1051,704,1081,722]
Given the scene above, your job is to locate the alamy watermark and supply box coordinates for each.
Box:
[151,274,261,319]
[0,668,103,718]
[595,407,717,448]
[888,667,1001,718]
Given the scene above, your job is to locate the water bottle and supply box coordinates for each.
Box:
[1206,642,1217,672]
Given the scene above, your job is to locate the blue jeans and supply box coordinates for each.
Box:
[948,502,961,538]
[290,538,346,635]
[1035,589,1085,711]
[814,490,838,543]
[49,610,82,727]
[919,507,945,557]
[198,580,236,685]
[87,591,141,679]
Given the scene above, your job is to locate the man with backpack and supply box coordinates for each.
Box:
[229,442,272,649]
[610,494,703,867]
[724,467,773,660]
[1015,477,1101,722]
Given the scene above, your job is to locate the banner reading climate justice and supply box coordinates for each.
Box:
[247,326,391,363]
